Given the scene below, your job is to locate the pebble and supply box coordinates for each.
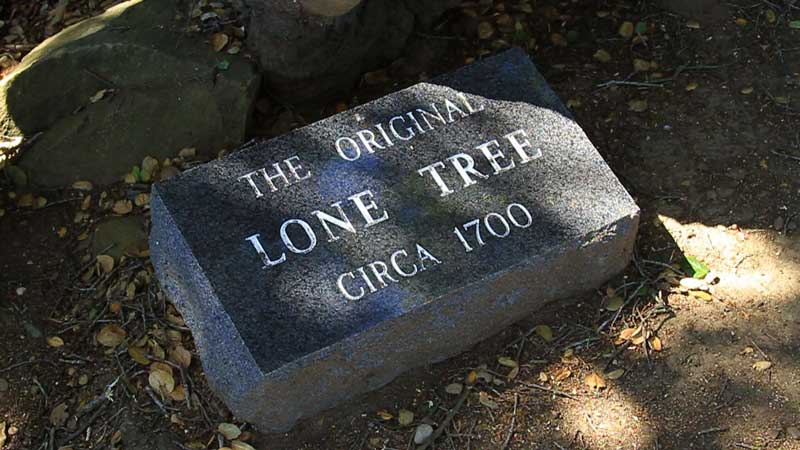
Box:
[414,423,433,444]
[15,287,25,296]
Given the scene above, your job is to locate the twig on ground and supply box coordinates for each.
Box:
[499,393,518,450]
[517,381,578,400]
[418,388,470,450]
[697,426,729,435]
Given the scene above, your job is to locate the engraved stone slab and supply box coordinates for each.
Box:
[150,48,639,432]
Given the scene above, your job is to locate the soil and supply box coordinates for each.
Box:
[1,0,799,450]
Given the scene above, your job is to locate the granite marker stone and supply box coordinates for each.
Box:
[149,48,640,432]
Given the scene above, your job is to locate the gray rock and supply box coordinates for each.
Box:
[150,48,639,432]
[246,0,459,102]
[2,0,260,187]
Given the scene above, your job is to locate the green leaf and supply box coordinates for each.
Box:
[635,21,648,35]
[131,166,142,182]
[789,21,800,29]
[217,60,230,71]
[684,255,710,279]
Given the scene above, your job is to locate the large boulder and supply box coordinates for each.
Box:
[246,0,459,102]
[1,0,260,186]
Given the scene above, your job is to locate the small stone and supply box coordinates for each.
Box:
[414,423,433,444]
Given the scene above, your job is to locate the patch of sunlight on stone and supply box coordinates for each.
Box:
[558,391,657,448]
[658,215,800,303]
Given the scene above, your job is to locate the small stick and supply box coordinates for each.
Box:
[734,443,759,450]
[517,381,578,400]
[697,426,729,435]
[499,393,518,450]
[418,388,470,450]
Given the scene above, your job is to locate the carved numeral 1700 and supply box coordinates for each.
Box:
[452,203,533,252]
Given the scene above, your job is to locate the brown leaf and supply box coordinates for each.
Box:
[96,324,126,347]
[210,33,229,52]
[112,200,133,215]
[605,368,625,380]
[128,346,150,365]
[49,403,69,427]
[753,360,772,371]
[376,410,393,420]
[170,384,186,402]
[47,336,64,348]
[96,254,115,274]
[148,369,175,394]
[169,345,192,368]
[585,372,607,390]
[478,391,499,409]
[554,367,572,382]
[231,441,256,450]
[649,336,663,351]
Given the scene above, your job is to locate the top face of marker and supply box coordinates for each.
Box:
[153,48,637,374]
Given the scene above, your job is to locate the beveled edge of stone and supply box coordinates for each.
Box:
[232,210,640,431]
[149,187,264,408]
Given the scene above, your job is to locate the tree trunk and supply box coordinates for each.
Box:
[245,0,458,103]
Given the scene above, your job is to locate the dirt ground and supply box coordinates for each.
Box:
[1,0,799,450]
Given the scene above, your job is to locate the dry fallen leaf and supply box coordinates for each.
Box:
[616,327,640,344]
[534,324,554,342]
[585,372,607,390]
[628,99,648,112]
[477,22,494,39]
[466,370,478,385]
[498,357,518,368]
[605,295,624,311]
[169,345,192,368]
[0,421,5,448]
[49,402,69,427]
[96,324,126,347]
[507,366,520,380]
[112,200,133,215]
[649,336,663,351]
[554,367,572,382]
[170,384,186,402]
[148,369,175,394]
[478,391,499,409]
[398,409,414,426]
[689,290,713,301]
[376,410,393,420]
[231,441,256,450]
[71,180,93,191]
[618,21,634,38]
[218,423,241,440]
[128,346,150,365]
[89,89,110,103]
[210,32,229,52]
[47,336,64,348]
[686,81,699,91]
[686,20,701,29]
[445,383,463,395]
[605,368,625,380]
[593,49,611,63]
[753,360,772,371]
[96,254,115,274]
